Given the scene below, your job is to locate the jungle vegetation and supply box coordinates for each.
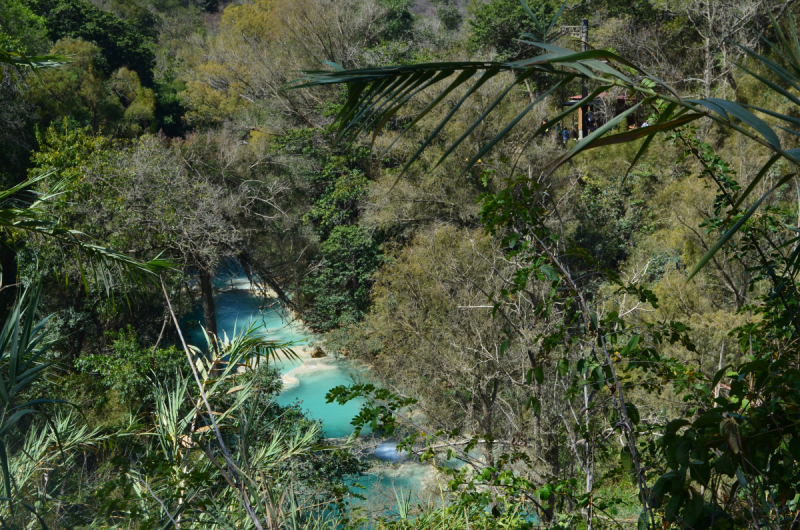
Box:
[2,0,800,527]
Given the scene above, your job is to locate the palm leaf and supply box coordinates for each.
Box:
[0,48,65,85]
[294,2,800,280]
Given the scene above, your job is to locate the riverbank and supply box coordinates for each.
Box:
[203,274,440,502]
[278,346,341,389]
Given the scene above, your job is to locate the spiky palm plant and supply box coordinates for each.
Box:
[134,324,329,529]
[0,284,82,527]
[0,47,63,83]
[294,2,800,279]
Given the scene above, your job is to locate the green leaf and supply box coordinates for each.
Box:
[432,67,542,170]
[621,447,633,470]
[736,62,800,109]
[789,436,800,461]
[689,459,711,487]
[736,467,748,487]
[539,264,559,282]
[684,491,704,526]
[534,366,544,385]
[693,411,723,430]
[539,484,551,501]
[665,490,685,523]
[626,403,640,425]
[733,40,800,94]
[19,500,50,530]
[525,396,541,414]
[730,153,782,212]
[625,335,641,352]
[666,419,689,433]
[557,358,569,377]
[637,510,649,530]
[622,101,679,182]
[380,68,477,158]
[708,98,781,149]
[711,366,730,390]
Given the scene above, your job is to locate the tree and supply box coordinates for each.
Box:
[298,0,800,287]
[299,3,800,527]
[0,0,49,56]
[24,0,157,85]
[31,124,291,336]
[181,0,413,127]
[302,225,382,331]
[652,0,761,98]
[468,0,553,60]
[26,39,131,132]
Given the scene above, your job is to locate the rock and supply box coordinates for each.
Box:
[310,346,326,358]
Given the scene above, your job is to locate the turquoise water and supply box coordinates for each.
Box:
[183,286,308,348]
[275,360,367,439]
[182,274,435,508]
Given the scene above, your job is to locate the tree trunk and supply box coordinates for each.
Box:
[199,268,218,338]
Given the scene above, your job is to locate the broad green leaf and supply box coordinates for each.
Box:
[711,366,730,390]
[708,98,781,149]
[683,491,704,526]
[626,403,640,425]
[525,396,542,414]
[539,264,559,281]
[621,447,633,470]
[557,358,569,377]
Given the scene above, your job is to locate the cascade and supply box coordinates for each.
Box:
[182,268,436,511]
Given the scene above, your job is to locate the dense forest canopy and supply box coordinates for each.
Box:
[3,0,800,527]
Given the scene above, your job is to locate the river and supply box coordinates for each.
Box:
[182,272,437,514]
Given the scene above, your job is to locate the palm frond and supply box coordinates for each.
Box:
[0,48,66,85]
[294,3,800,278]
[0,171,174,293]
[0,283,60,517]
